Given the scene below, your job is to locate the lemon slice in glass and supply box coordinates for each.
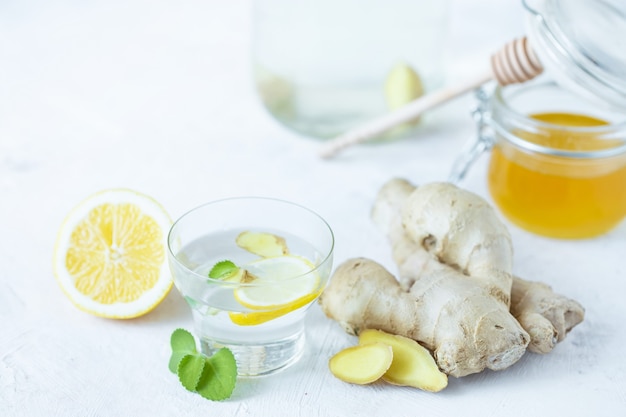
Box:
[229,255,320,326]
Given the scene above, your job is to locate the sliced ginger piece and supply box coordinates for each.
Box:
[227,268,257,284]
[329,342,393,385]
[236,231,289,257]
[359,329,448,392]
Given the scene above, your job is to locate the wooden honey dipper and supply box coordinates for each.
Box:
[319,37,543,159]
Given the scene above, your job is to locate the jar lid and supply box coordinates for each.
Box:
[524,0,626,109]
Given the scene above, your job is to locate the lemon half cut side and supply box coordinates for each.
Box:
[53,189,173,319]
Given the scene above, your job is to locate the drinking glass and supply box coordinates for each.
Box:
[167,197,334,376]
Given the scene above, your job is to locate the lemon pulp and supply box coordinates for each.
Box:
[66,202,164,303]
[53,189,172,318]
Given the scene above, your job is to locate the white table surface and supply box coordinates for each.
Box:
[2,1,625,416]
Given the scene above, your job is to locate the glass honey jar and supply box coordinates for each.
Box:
[451,0,626,239]
[482,82,625,238]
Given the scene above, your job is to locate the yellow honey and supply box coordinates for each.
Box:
[488,112,626,238]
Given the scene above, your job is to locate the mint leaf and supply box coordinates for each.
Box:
[169,328,197,373]
[196,348,237,401]
[171,328,197,353]
[168,329,238,401]
[178,354,207,392]
[208,260,239,280]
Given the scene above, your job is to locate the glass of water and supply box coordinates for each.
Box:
[167,197,334,376]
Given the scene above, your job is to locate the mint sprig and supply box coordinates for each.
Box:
[169,329,237,401]
[208,260,239,280]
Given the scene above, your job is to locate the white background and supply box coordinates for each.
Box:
[1,1,625,416]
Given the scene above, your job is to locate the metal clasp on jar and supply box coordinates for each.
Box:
[448,86,495,184]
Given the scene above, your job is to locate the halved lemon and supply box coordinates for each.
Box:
[53,189,173,319]
[229,256,321,326]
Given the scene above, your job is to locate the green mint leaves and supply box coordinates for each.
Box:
[208,260,239,280]
[168,328,197,373]
[196,349,238,399]
[169,329,237,401]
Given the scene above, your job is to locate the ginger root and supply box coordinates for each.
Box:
[320,258,528,377]
[319,179,585,378]
[510,278,585,354]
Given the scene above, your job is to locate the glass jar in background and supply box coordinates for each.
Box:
[251,0,449,139]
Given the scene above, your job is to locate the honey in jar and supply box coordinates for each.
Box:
[488,111,626,238]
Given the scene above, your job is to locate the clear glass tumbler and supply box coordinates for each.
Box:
[167,197,334,376]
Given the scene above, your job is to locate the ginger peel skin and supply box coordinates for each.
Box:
[510,278,584,354]
[320,178,584,378]
[319,259,422,339]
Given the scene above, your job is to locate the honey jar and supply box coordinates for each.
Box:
[486,82,625,238]
[451,0,626,238]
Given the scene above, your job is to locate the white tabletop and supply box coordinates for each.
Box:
[2,1,625,416]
